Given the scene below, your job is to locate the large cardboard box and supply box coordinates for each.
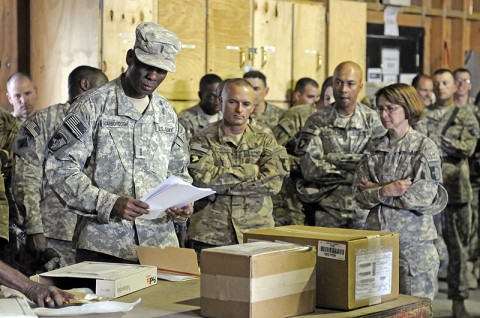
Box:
[244,225,399,310]
[33,262,157,298]
[200,241,316,318]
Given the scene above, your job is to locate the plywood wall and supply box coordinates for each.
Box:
[157,0,207,102]
[102,0,158,82]
[328,0,367,93]
[0,0,17,111]
[30,0,100,109]
[293,2,326,86]
[253,0,293,101]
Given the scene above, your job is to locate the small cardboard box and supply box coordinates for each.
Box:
[244,225,399,310]
[200,241,316,318]
[33,262,157,298]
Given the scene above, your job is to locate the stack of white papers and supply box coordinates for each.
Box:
[140,176,215,220]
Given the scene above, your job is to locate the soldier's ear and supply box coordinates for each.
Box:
[80,78,90,92]
[126,49,134,66]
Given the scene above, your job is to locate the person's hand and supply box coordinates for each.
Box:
[111,197,150,221]
[359,178,379,190]
[166,203,193,222]
[26,233,47,253]
[379,179,412,197]
[23,282,75,308]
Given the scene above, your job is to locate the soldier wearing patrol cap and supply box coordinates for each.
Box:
[45,22,193,264]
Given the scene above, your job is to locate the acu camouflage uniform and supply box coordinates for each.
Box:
[0,161,8,243]
[178,104,221,143]
[12,102,77,264]
[271,103,317,226]
[295,102,386,229]
[354,128,447,300]
[250,102,285,130]
[415,104,480,300]
[188,122,289,245]
[466,103,480,261]
[0,111,20,266]
[45,77,192,262]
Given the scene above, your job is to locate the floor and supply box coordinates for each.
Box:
[433,280,480,318]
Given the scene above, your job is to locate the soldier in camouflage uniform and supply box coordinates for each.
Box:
[354,83,447,300]
[178,73,223,143]
[271,77,334,226]
[12,66,108,265]
[0,160,9,252]
[45,22,193,264]
[415,69,479,318]
[6,73,38,124]
[243,70,285,129]
[188,79,289,253]
[0,110,20,267]
[295,61,386,229]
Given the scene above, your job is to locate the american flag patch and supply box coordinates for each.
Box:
[25,121,41,138]
[64,115,87,139]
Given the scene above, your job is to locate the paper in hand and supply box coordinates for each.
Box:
[139,176,215,220]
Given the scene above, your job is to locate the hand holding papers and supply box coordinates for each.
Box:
[139,176,215,220]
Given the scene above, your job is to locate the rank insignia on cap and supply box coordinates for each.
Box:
[65,115,87,139]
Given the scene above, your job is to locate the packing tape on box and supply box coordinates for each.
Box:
[273,227,372,238]
[201,267,315,303]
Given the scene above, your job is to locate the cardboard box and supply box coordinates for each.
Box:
[200,241,316,318]
[34,262,157,298]
[244,225,399,310]
[137,245,200,281]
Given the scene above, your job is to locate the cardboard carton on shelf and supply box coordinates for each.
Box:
[201,241,316,318]
[244,225,399,310]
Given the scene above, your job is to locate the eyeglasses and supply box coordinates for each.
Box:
[376,105,403,114]
[455,78,471,84]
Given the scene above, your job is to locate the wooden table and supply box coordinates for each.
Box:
[110,279,432,318]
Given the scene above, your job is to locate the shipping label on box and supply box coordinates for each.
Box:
[244,225,399,310]
[355,250,393,301]
[200,241,316,318]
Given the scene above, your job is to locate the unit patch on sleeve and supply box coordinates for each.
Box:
[16,138,29,149]
[48,130,71,152]
[429,165,441,181]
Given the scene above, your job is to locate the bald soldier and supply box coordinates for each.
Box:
[6,72,38,123]
[187,78,289,255]
[295,61,386,229]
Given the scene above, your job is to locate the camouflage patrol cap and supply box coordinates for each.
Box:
[134,22,181,73]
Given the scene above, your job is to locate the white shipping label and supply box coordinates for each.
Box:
[355,251,393,301]
[318,241,346,261]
